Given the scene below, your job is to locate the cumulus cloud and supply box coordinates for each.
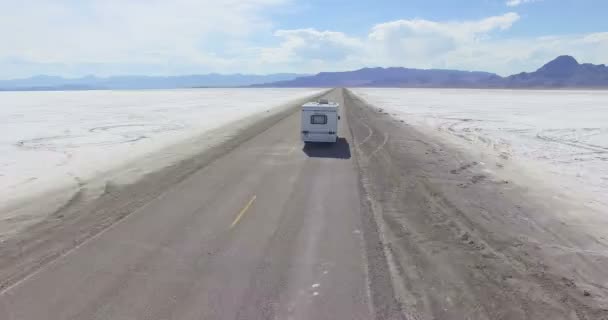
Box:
[369,13,519,42]
[255,13,530,73]
[255,28,364,72]
[257,12,608,76]
[0,0,286,76]
[417,32,608,75]
[1,4,607,77]
[366,13,520,65]
[272,29,363,61]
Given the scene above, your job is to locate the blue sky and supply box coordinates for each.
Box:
[1,0,607,78]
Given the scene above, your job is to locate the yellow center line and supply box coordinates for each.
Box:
[230,195,257,229]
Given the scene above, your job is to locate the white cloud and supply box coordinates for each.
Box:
[246,13,524,73]
[254,29,364,72]
[1,4,607,78]
[408,34,590,75]
[254,13,608,76]
[0,0,286,76]
[366,13,520,66]
[506,0,540,7]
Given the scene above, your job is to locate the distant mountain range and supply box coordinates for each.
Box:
[1,56,607,91]
[254,68,502,88]
[254,56,608,88]
[0,73,306,91]
[502,56,608,88]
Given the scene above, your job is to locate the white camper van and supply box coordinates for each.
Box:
[301,99,340,143]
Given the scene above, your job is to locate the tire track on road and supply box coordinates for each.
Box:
[344,89,407,320]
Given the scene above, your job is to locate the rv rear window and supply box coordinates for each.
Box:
[311,114,327,124]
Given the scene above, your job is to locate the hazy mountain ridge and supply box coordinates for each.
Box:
[253,67,502,88]
[254,56,608,88]
[503,56,608,88]
[2,56,607,90]
[0,73,307,91]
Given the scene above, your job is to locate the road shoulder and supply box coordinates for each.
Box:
[0,91,327,292]
[345,89,608,320]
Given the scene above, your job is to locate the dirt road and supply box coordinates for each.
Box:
[1,88,607,319]
[0,89,401,320]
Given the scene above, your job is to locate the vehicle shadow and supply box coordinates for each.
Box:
[302,137,352,159]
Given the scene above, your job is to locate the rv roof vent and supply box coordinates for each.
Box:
[319,99,329,104]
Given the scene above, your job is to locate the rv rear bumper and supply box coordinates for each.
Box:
[301,132,338,143]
